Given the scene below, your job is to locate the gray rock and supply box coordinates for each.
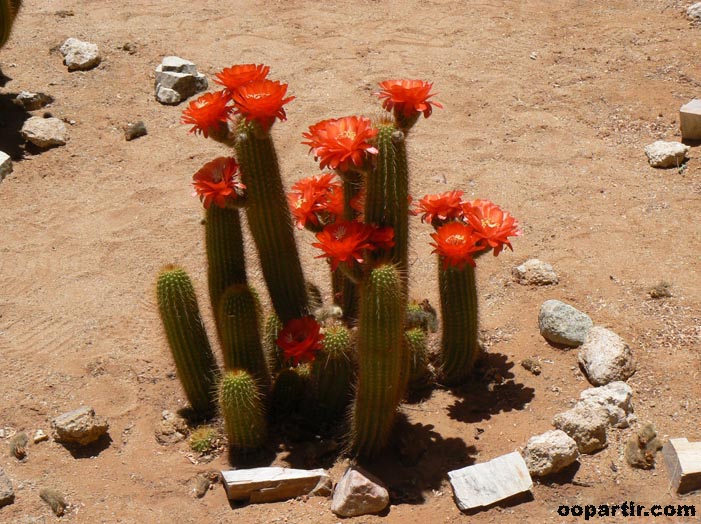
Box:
[513,259,558,286]
[154,57,207,105]
[221,467,331,503]
[680,99,701,140]
[331,467,389,518]
[643,141,690,168]
[448,452,532,512]
[0,468,14,508]
[14,91,53,111]
[538,300,593,347]
[51,406,109,445]
[59,37,101,71]
[124,121,147,141]
[688,2,701,20]
[578,327,636,386]
[155,86,181,105]
[0,151,12,181]
[21,117,68,148]
[522,430,579,477]
[580,381,635,428]
[553,402,608,454]
[160,56,198,75]
[154,410,187,445]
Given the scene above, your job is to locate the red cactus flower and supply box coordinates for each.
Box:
[276,316,324,365]
[368,225,396,251]
[430,221,483,270]
[377,79,443,119]
[313,220,393,271]
[231,79,294,130]
[214,63,270,93]
[302,116,379,172]
[416,190,464,226]
[192,157,246,209]
[288,173,343,229]
[181,91,233,138]
[462,199,522,256]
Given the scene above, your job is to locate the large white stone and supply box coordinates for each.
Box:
[448,452,532,511]
[522,430,579,477]
[220,467,330,503]
[662,438,701,494]
[331,467,389,517]
[688,2,701,20]
[154,56,207,105]
[21,117,68,148]
[60,38,101,71]
[513,259,558,286]
[578,327,636,386]
[538,300,593,347]
[644,141,690,168]
[580,381,635,428]
[0,151,12,181]
[553,402,608,454]
[680,99,701,140]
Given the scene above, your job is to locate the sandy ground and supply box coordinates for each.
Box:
[0,0,700,522]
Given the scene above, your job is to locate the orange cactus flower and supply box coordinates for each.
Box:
[302,116,379,172]
[192,157,246,209]
[462,199,522,256]
[377,79,443,120]
[430,221,483,270]
[288,173,343,230]
[276,316,324,365]
[181,91,233,138]
[312,220,393,271]
[214,63,270,93]
[231,79,294,130]
[416,190,464,226]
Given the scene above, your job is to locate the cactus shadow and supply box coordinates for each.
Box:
[0,66,10,86]
[357,414,477,505]
[0,91,31,159]
[262,417,345,471]
[62,433,113,459]
[446,352,535,424]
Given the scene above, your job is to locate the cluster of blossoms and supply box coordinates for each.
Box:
[287,173,344,230]
[416,191,522,269]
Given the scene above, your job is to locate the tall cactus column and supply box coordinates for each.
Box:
[235,122,309,323]
[351,264,407,456]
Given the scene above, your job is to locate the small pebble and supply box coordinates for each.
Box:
[124,121,147,141]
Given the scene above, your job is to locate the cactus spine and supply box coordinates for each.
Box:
[219,370,267,450]
[351,264,406,456]
[235,122,308,323]
[218,284,270,387]
[312,325,354,421]
[205,205,247,324]
[439,263,480,385]
[156,266,218,417]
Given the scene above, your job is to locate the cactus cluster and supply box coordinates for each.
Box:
[156,65,520,457]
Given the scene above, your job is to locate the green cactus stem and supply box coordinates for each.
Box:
[219,369,267,451]
[218,284,270,387]
[205,205,247,325]
[264,313,285,372]
[439,263,480,386]
[235,121,308,323]
[156,266,218,417]
[270,366,310,417]
[351,264,407,456]
[405,327,430,389]
[312,325,354,421]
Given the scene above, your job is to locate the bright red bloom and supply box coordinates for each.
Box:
[214,64,270,93]
[276,316,324,365]
[231,79,294,130]
[430,221,483,270]
[181,91,233,138]
[192,157,246,209]
[463,199,522,255]
[312,220,394,271]
[302,116,379,172]
[377,79,443,119]
[288,173,343,229]
[416,190,464,226]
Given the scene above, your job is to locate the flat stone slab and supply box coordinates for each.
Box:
[680,99,701,140]
[220,467,330,503]
[662,438,701,494]
[448,451,532,512]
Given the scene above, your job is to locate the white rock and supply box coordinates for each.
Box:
[680,99,701,140]
[578,327,636,386]
[448,452,533,512]
[33,429,49,444]
[155,86,181,105]
[688,2,701,20]
[14,91,53,111]
[20,117,68,148]
[579,381,635,428]
[538,300,593,347]
[160,56,198,75]
[51,406,109,445]
[522,430,579,477]
[59,38,101,71]
[331,467,389,517]
[154,57,207,105]
[220,467,331,503]
[513,259,558,286]
[643,141,690,168]
[553,402,608,454]
[0,151,12,181]
[662,438,701,494]
[0,468,13,508]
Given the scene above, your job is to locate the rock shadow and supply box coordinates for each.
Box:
[63,433,113,459]
[0,91,31,159]
[536,461,581,485]
[447,352,535,424]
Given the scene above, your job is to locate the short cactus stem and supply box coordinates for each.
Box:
[156,266,219,418]
[264,313,285,373]
[351,263,407,456]
[235,121,309,323]
[205,205,247,324]
[270,366,310,417]
[405,327,430,389]
[218,284,270,388]
[219,369,267,451]
[312,325,354,421]
[438,261,480,386]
